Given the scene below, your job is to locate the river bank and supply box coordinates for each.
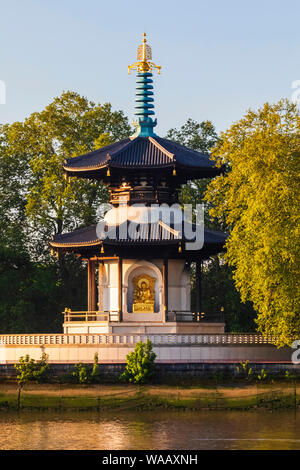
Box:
[0,381,298,411]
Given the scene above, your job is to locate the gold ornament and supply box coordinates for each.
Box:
[128,33,161,75]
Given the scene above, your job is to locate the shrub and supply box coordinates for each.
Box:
[120,340,156,384]
[72,363,89,384]
[257,368,268,382]
[235,360,253,381]
[14,353,49,408]
[284,370,297,381]
[72,353,100,384]
[15,353,49,385]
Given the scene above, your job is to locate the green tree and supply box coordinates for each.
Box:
[205,100,300,346]
[166,119,219,227]
[14,353,49,408]
[0,124,29,254]
[0,92,131,333]
[1,91,131,260]
[166,118,218,153]
[166,119,256,331]
[120,340,156,384]
[0,243,86,333]
[191,256,256,332]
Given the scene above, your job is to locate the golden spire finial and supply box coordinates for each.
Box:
[128,33,161,75]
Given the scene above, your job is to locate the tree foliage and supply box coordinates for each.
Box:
[72,353,100,384]
[15,353,49,385]
[0,91,131,332]
[120,340,156,384]
[190,256,256,332]
[0,91,131,259]
[205,100,300,346]
[14,353,49,408]
[0,244,87,333]
[166,118,218,154]
[166,119,220,227]
[166,119,257,332]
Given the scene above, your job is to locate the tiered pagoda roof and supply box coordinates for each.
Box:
[63,135,223,180]
[50,33,227,259]
[50,220,227,259]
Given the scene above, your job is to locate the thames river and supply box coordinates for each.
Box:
[0,409,300,450]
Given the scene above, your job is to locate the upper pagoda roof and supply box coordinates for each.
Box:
[63,135,223,179]
[63,34,224,181]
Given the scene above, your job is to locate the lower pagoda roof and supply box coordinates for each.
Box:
[63,136,224,179]
[50,221,227,259]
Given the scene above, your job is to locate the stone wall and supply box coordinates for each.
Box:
[0,362,299,381]
[0,332,295,365]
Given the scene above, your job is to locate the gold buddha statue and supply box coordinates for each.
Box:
[132,274,156,313]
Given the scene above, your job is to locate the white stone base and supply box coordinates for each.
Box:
[63,321,225,335]
[0,333,292,364]
[0,343,292,365]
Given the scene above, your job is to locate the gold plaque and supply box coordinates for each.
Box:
[132,274,156,313]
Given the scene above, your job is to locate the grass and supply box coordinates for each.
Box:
[0,381,298,412]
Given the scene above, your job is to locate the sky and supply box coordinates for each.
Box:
[0,0,299,136]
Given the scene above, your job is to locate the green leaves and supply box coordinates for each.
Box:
[166,119,220,229]
[0,91,131,259]
[23,91,130,238]
[72,364,89,384]
[0,91,131,333]
[257,369,268,382]
[166,118,256,332]
[14,353,49,386]
[166,118,218,154]
[72,353,100,384]
[235,361,253,381]
[205,100,300,346]
[120,340,156,384]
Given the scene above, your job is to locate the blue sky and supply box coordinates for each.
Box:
[0,0,299,135]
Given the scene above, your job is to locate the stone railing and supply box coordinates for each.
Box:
[0,333,276,346]
[166,311,225,323]
[62,310,224,323]
[62,310,120,322]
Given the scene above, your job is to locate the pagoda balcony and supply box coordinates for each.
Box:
[62,309,225,336]
[63,309,224,324]
[63,310,120,323]
[166,311,225,323]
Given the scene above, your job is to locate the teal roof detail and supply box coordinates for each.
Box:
[132,72,157,137]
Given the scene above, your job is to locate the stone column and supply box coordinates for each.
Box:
[87,259,96,312]
[196,259,202,316]
[98,261,105,312]
[118,257,123,322]
[163,259,168,322]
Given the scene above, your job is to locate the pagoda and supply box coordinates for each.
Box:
[50,33,227,335]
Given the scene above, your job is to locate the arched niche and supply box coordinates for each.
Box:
[123,260,163,321]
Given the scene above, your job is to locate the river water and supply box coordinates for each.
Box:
[0,409,300,450]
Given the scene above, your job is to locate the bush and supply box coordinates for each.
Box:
[72,353,100,384]
[72,363,89,384]
[257,368,268,382]
[120,340,156,384]
[14,353,50,408]
[235,360,253,381]
[14,353,49,385]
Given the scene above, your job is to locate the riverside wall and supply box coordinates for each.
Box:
[0,333,296,373]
